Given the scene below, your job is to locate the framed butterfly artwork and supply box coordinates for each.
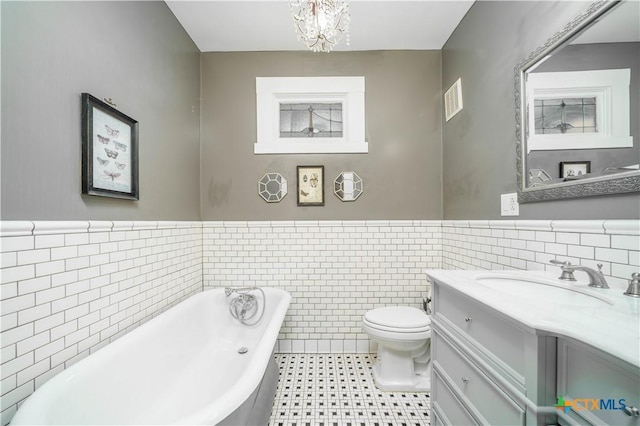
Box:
[297,165,324,206]
[81,93,139,200]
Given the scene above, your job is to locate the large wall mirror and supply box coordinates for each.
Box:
[515,0,640,202]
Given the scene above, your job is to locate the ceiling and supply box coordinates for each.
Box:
[165,1,475,52]
[571,0,640,45]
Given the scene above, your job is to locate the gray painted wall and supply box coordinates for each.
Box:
[1,1,201,220]
[3,1,637,222]
[442,1,640,219]
[200,51,443,220]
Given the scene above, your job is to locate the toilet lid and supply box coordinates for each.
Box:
[364,306,430,329]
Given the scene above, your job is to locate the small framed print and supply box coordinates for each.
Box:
[297,165,324,206]
[559,161,591,179]
[81,93,139,200]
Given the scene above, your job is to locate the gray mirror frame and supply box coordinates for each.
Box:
[515,0,640,203]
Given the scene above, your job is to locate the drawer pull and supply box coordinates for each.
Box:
[624,406,639,417]
[464,316,472,323]
[461,377,470,384]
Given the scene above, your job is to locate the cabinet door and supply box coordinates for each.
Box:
[557,339,640,426]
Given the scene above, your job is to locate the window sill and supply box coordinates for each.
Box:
[254,141,368,154]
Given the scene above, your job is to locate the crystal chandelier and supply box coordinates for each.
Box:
[290,0,350,53]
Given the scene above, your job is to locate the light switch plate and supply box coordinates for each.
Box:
[501,193,520,216]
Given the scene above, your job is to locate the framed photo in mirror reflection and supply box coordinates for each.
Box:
[559,161,591,179]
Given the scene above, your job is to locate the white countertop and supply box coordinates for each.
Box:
[425,269,640,368]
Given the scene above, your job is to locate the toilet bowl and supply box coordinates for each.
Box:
[362,306,431,392]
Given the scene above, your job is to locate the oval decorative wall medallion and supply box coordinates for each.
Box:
[258,173,287,203]
[334,172,363,201]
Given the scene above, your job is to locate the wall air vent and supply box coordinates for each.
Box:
[444,78,463,122]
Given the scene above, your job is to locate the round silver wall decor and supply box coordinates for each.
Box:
[334,172,363,201]
[258,173,287,203]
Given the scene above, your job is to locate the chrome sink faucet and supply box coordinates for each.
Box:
[550,259,610,289]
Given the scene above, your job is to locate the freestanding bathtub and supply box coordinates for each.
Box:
[10,287,291,425]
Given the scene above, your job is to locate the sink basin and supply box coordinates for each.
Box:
[474,274,613,307]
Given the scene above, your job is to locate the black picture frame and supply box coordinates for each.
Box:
[297,165,324,206]
[81,93,139,200]
[559,161,591,179]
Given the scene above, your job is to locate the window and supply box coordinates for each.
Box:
[526,69,631,151]
[534,97,597,135]
[279,103,343,139]
[255,77,367,154]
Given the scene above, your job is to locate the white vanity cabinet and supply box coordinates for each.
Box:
[428,272,640,426]
[430,282,556,426]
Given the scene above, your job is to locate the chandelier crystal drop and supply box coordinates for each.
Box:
[290,0,350,53]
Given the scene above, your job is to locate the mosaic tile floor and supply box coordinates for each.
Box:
[269,354,431,426]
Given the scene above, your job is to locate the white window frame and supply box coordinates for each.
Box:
[526,69,632,152]
[255,76,367,154]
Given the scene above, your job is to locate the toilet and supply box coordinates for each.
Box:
[362,306,431,392]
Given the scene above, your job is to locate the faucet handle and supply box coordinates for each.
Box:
[624,272,640,298]
[550,259,577,281]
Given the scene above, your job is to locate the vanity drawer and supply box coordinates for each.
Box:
[432,368,479,426]
[433,328,526,426]
[435,284,526,375]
